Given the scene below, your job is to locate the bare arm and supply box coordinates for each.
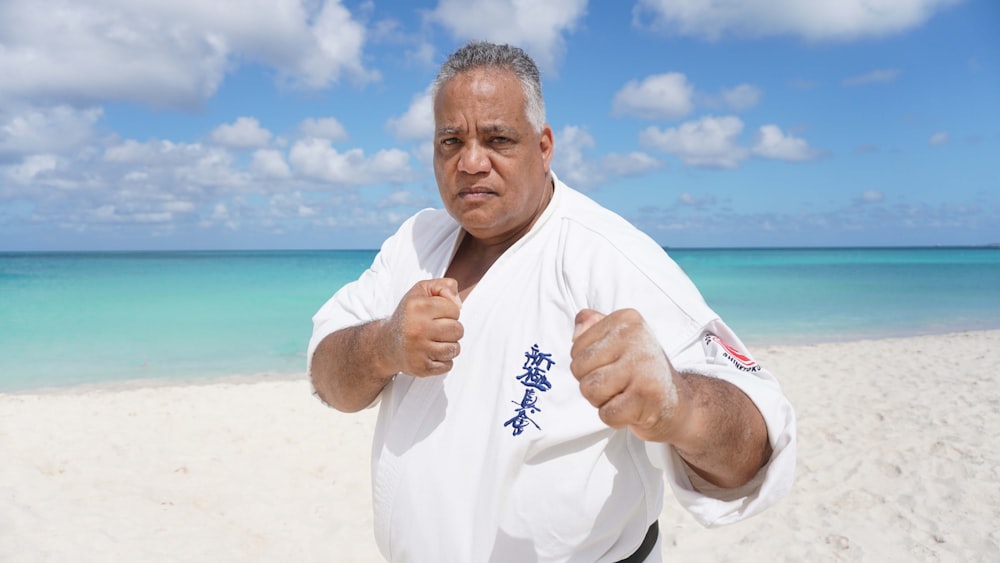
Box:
[571,308,771,489]
[311,319,400,412]
[310,278,464,413]
[663,371,772,488]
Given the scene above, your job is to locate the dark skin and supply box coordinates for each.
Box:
[310,68,771,489]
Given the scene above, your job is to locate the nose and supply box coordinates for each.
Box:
[457,142,491,175]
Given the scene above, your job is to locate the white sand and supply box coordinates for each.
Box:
[2,331,998,562]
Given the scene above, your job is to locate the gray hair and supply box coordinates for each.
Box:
[431,41,546,132]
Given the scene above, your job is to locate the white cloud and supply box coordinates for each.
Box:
[428,0,588,72]
[299,117,349,142]
[4,154,60,184]
[552,125,660,190]
[387,90,434,142]
[720,84,762,111]
[602,152,661,177]
[0,0,375,109]
[553,125,598,188]
[612,73,694,120]
[640,116,748,168]
[843,68,902,86]
[175,148,249,189]
[104,139,205,165]
[697,83,763,112]
[88,204,174,224]
[928,131,950,146]
[0,105,102,157]
[251,149,292,179]
[377,190,434,209]
[295,0,379,89]
[752,125,819,161]
[1,124,435,242]
[633,0,961,41]
[268,191,318,219]
[100,138,251,197]
[211,117,273,149]
[677,192,716,207]
[288,138,412,184]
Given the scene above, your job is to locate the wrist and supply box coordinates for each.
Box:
[371,318,404,378]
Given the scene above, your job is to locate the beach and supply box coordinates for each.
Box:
[2,330,998,562]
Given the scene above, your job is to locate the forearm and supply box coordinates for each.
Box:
[669,372,772,489]
[310,320,399,413]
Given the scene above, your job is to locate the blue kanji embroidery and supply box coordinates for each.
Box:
[517,344,554,391]
[504,344,555,437]
[503,389,542,436]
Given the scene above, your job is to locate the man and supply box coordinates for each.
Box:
[309,41,795,562]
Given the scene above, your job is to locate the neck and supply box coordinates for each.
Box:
[446,175,554,298]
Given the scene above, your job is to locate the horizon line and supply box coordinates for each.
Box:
[3,243,999,254]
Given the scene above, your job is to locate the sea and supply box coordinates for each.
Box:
[2,247,999,393]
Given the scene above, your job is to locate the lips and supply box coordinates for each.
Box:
[457,186,497,199]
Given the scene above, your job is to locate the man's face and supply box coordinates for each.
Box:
[433,68,554,245]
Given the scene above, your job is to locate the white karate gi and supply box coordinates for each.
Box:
[309,173,796,562]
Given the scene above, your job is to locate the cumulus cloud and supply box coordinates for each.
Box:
[299,117,349,142]
[268,191,318,220]
[288,138,412,185]
[640,116,749,168]
[602,152,661,177]
[251,149,292,179]
[720,84,763,111]
[4,154,60,185]
[387,90,434,142]
[99,139,252,200]
[612,73,694,120]
[210,117,273,149]
[633,0,961,41]
[639,118,819,167]
[752,125,820,161]
[428,0,587,72]
[104,139,205,166]
[553,125,661,190]
[0,0,376,110]
[0,105,103,158]
[842,68,902,86]
[697,83,763,112]
[296,0,379,89]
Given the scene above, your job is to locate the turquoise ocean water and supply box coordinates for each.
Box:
[2,247,998,392]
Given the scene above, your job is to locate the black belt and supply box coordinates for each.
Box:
[615,521,658,563]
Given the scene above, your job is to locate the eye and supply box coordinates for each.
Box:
[492,136,511,144]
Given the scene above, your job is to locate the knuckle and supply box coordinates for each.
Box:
[598,404,622,428]
[579,372,604,397]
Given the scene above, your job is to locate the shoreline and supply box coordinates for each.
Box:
[2,329,999,561]
[5,327,998,396]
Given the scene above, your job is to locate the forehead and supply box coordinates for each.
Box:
[434,69,527,128]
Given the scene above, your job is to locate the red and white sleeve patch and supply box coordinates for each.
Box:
[702,333,761,373]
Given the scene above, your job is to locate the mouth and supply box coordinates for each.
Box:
[456,186,497,200]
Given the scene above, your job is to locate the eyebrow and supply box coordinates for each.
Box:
[435,123,518,137]
[435,126,462,138]
[478,123,518,136]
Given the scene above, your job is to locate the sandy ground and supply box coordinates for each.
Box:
[2,330,998,562]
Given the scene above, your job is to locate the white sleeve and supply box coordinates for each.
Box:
[306,236,401,380]
[645,319,797,527]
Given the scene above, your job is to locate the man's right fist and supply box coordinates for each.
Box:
[385,278,464,377]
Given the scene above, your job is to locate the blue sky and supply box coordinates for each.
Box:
[1,0,997,251]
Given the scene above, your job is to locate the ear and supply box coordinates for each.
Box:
[539,124,554,171]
